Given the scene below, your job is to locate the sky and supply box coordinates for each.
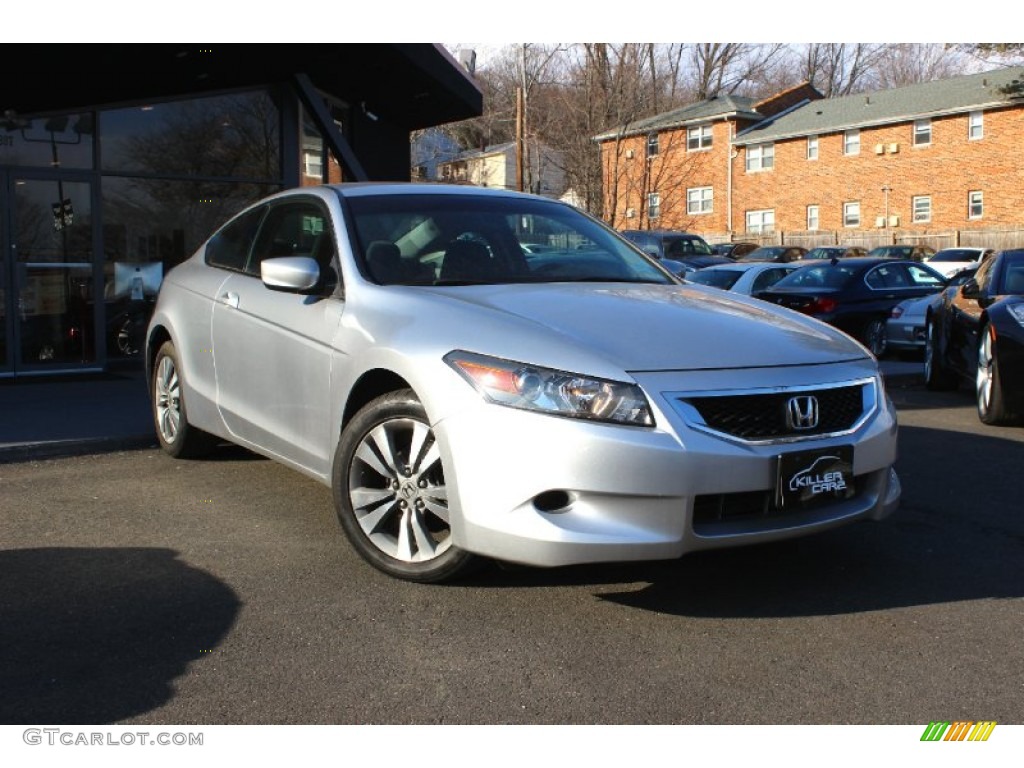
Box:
[3,2,1004,44]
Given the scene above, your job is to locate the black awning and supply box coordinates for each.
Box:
[0,43,482,130]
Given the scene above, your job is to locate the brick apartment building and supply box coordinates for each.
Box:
[596,66,1024,248]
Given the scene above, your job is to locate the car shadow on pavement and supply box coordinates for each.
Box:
[0,547,241,724]
[467,423,1024,619]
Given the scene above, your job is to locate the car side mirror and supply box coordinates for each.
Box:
[961,278,981,299]
[261,256,321,293]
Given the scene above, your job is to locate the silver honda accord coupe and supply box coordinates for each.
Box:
[146,184,900,582]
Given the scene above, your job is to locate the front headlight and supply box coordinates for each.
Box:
[444,351,654,427]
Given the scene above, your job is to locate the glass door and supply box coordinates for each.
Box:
[2,172,100,374]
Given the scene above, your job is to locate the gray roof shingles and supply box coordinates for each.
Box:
[735,66,1024,144]
[594,94,761,140]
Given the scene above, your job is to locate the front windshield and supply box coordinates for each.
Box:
[345,194,674,286]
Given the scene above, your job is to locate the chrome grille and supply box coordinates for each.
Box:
[676,381,873,443]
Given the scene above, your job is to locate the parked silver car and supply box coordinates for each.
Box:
[147,184,901,582]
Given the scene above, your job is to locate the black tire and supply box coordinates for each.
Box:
[976,323,1017,425]
[862,318,887,358]
[332,389,478,583]
[151,341,218,458]
[924,318,958,391]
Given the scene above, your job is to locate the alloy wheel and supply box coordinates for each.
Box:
[154,355,182,444]
[347,416,452,563]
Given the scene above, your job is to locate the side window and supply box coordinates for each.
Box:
[906,264,944,287]
[866,265,909,289]
[248,199,333,277]
[205,207,264,272]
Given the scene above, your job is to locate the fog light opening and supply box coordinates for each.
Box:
[533,490,573,513]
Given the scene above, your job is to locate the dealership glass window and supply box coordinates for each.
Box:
[100,177,277,357]
[843,201,860,227]
[912,195,931,223]
[0,113,94,169]
[646,132,659,158]
[746,143,774,172]
[647,192,660,219]
[844,129,860,156]
[968,190,984,219]
[807,135,818,160]
[687,186,713,215]
[913,119,932,146]
[807,205,820,230]
[100,90,282,180]
[746,209,774,234]
[969,111,984,140]
[687,125,712,151]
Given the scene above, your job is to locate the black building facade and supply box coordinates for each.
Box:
[0,44,481,377]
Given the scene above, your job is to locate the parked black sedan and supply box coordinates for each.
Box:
[754,257,946,357]
[924,248,1024,425]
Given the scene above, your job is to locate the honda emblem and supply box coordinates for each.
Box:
[786,395,819,430]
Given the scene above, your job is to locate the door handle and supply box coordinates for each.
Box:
[219,291,239,309]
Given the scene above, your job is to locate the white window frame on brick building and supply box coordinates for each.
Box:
[968,190,984,219]
[807,135,818,160]
[303,151,323,179]
[687,125,712,151]
[913,119,932,146]
[807,204,820,231]
[912,195,932,223]
[687,186,713,215]
[746,209,775,234]
[843,201,860,227]
[647,192,661,219]
[969,111,984,141]
[746,143,774,172]
[646,132,659,158]
[844,129,860,156]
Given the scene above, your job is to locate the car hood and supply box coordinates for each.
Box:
[422,282,867,372]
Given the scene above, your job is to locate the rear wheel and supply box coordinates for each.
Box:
[332,389,478,582]
[976,323,1016,425]
[152,341,218,458]
[924,318,958,391]
[862,318,887,358]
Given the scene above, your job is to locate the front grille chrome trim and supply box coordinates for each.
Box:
[667,377,879,446]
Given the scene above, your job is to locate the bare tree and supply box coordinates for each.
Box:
[874,44,967,88]
[800,43,886,96]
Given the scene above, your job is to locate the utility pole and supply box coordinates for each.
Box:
[516,43,527,193]
[515,85,524,192]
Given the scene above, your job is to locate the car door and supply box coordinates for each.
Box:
[947,255,997,375]
[211,196,344,476]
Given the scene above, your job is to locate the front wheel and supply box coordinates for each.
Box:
[976,324,1016,425]
[332,389,478,582]
[924,318,958,391]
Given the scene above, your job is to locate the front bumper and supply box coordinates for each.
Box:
[437,360,900,568]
